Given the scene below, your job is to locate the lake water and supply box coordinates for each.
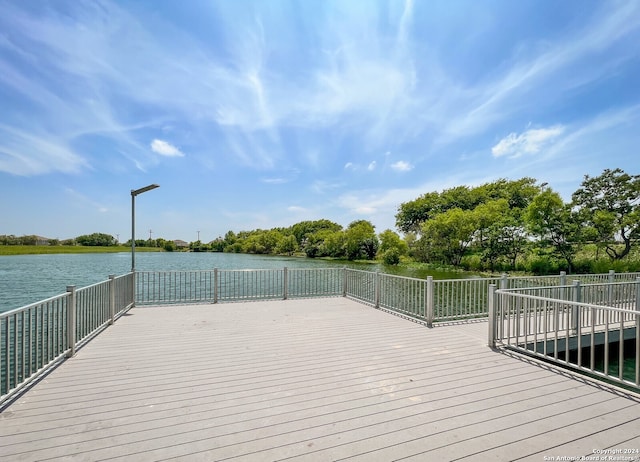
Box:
[0,252,470,312]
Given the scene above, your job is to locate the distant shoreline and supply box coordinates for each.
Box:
[0,245,164,256]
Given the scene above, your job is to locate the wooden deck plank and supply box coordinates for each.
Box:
[0,297,639,462]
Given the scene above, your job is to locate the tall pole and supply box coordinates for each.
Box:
[131,192,136,272]
[131,184,159,273]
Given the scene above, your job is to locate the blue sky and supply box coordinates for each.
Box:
[1,0,639,243]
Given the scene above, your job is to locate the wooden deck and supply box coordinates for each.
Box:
[1,297,640,461]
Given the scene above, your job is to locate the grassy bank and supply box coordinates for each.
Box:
[0,246,164,256]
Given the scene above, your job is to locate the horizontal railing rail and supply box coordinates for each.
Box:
[490,280,640,391]
[136,268,639,326]
[136,268,345,305]
[0,273,134,406]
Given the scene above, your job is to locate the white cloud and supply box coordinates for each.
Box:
[390,160,413,172]
[311,180,343,194]
[0,124,87,175]
[287,206,307,213]
[344,162,354,170]
[367,161,377,171]
[150,139,185,157]
[261,177,288,184]
[436,2,640,146]
[355,206,376,214]
[492,125,565,159]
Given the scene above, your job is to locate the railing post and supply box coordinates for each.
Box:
[559,271,567,287]
[426,276,434,328]
[500,273,508,290]
[342,267,347,297]
[214,268,219,304]
[108,275,115,325]
[558,271,569,300]
[66,286,76,358]
[488,284,496,348]
[131,271,136,307]
[608,269,615,304]
[572,280,581,333]
[283,267,288,300]
[374,271,380,308]
[635,277,640,312]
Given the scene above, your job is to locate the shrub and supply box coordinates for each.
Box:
[382,248,401,265]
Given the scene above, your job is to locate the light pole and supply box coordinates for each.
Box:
[131,184,159,273]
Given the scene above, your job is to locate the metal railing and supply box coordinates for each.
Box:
[0,273,134,406]
[135,268,640,324]
[489,279,640,391]
[4,267,639,405]
[136,268,345,304]
[343,271,500,325]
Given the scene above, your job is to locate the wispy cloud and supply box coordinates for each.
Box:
[0,124,88,176]
[492,125,565,159]
[151,139,185,157]
[390,160,413,172]
[261,177,289,185]
[436,1,640,145]
[311,180,343,194]
[64,187,108,213]
[0,1,638,240]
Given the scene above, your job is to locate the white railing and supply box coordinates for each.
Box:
[0,273,134,406]
[345,271,501,325]
[136,267,501,325]
[135,268,640,324]
[4,268,638,405]
[136,268,345,304]
[489,280,640,391]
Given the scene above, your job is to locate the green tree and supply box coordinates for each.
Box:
[258,230,283,254]
[76,233,117,246]
[20,235,38,245]
[378,229,407,254]
[291,219,342,245]
[344,220,379,260]
[276,234,298,255]
[320,230,347,258]
[419,208,477,266]
[396,178,542,236]
[190,240,209,252]
[525,189,580,272]
[210,237,225,252]
[396,192,442,234]
[572,168,640,260]
[474,200,527,270]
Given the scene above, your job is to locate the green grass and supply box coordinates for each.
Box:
[0,245,164,256]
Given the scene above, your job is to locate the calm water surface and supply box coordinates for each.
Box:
[0,252,471,312]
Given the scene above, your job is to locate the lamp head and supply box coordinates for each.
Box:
[131,184,160,196]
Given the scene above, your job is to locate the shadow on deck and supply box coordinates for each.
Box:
[1,298,639,461]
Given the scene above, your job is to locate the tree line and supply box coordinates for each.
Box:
[3,168,638,274]
[395,168,639,274]
[0,233,179,251]
[205,219,407,265]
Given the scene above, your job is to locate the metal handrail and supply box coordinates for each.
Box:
[491,280,640,391]
[0,272,134,406]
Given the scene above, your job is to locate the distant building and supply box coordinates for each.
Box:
[173,240,189,249]
[34,236,51,245]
